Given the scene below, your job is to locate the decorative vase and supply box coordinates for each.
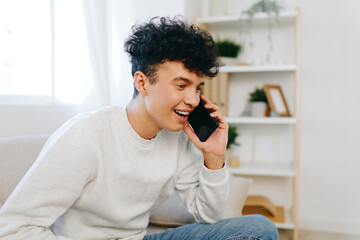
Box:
[251,102,267,117]
[227,148,240,168]
[229,156,240,168]
[220,56,238,66]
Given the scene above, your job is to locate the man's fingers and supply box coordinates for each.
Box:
[201,95,220,112]
[200,95,226,127]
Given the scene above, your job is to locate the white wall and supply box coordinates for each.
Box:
[290,0,360,235]
[186,0,360,236]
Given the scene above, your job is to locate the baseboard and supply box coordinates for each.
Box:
[300,218,360,236]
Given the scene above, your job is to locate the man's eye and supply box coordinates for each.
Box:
[196,85,204,92]
[177,85,186,89]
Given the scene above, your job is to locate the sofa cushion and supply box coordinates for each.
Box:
[0,134,49,204]
[149,191,196,227]
[225,176,253,218]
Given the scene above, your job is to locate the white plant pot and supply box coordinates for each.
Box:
[220,56,238,66]
[251,102,267,117]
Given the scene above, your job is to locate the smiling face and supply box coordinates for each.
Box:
[143,61,205,133]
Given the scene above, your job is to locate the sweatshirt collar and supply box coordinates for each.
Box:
[120,107,159,148]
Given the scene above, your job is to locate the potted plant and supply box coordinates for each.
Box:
[242,0,283,23]
[227,126,240,150]
[216,39,242,66]
[227,126,240,167]
[242,0,283,64]
[248,87,268,117]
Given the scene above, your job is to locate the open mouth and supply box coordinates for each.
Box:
[174,110,190,118]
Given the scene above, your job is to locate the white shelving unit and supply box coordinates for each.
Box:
[197,8,301,240]
[276,210,295,230]
[228,162,295,177]
[225,117,297,125]
[198,10,298,24]
[220,65,297,73]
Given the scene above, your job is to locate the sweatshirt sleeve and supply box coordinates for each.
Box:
[174,135,230,223]
[0,119,96,240]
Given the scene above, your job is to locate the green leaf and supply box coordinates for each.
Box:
[227,126,240,149]
[216,39,242,58]
[248,87,268,103]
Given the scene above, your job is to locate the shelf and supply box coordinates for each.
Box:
[219,65,297,73]
[276,222,295,230]
[198,10,297,25]
[228,162,295,177]
[226,117,296,125]
[275,208,295,230]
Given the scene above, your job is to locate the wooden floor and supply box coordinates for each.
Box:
[299,230,360,240]
[279,230,360,240]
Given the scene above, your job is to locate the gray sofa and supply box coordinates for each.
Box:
[0,134,251,235]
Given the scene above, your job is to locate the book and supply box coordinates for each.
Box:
[201,73,229,116]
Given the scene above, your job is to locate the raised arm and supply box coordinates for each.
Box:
[174,133,229,223]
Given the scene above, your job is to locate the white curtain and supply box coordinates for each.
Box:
[107,0,135,106]
[82,0,110,107]
[82,0,134,108]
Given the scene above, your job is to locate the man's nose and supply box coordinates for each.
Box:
[184,90,200,108]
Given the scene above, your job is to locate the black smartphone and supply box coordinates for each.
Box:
[188,99,219,142]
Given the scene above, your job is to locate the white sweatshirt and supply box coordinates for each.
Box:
[0,106,229,240]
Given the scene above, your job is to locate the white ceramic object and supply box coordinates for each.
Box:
[220,56,238,66]
[251,102,267,117]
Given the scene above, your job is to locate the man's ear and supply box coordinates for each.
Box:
[133,71,148,96]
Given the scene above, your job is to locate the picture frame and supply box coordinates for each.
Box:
[263,84,291,117]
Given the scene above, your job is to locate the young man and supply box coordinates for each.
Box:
[0,17,278,240]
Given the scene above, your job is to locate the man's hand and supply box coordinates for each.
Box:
[183,95,229,170]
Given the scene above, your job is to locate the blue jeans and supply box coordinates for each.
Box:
[144,215,279,240]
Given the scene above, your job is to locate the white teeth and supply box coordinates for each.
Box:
[175,110,190,116]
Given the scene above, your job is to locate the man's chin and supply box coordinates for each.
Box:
[166,123,185,132]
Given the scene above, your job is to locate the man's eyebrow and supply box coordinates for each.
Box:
[173,77,205,86]
[173,77,191,82]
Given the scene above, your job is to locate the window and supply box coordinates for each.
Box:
[0,0,92,105]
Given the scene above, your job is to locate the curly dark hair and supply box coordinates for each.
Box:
[124,16,220,97]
